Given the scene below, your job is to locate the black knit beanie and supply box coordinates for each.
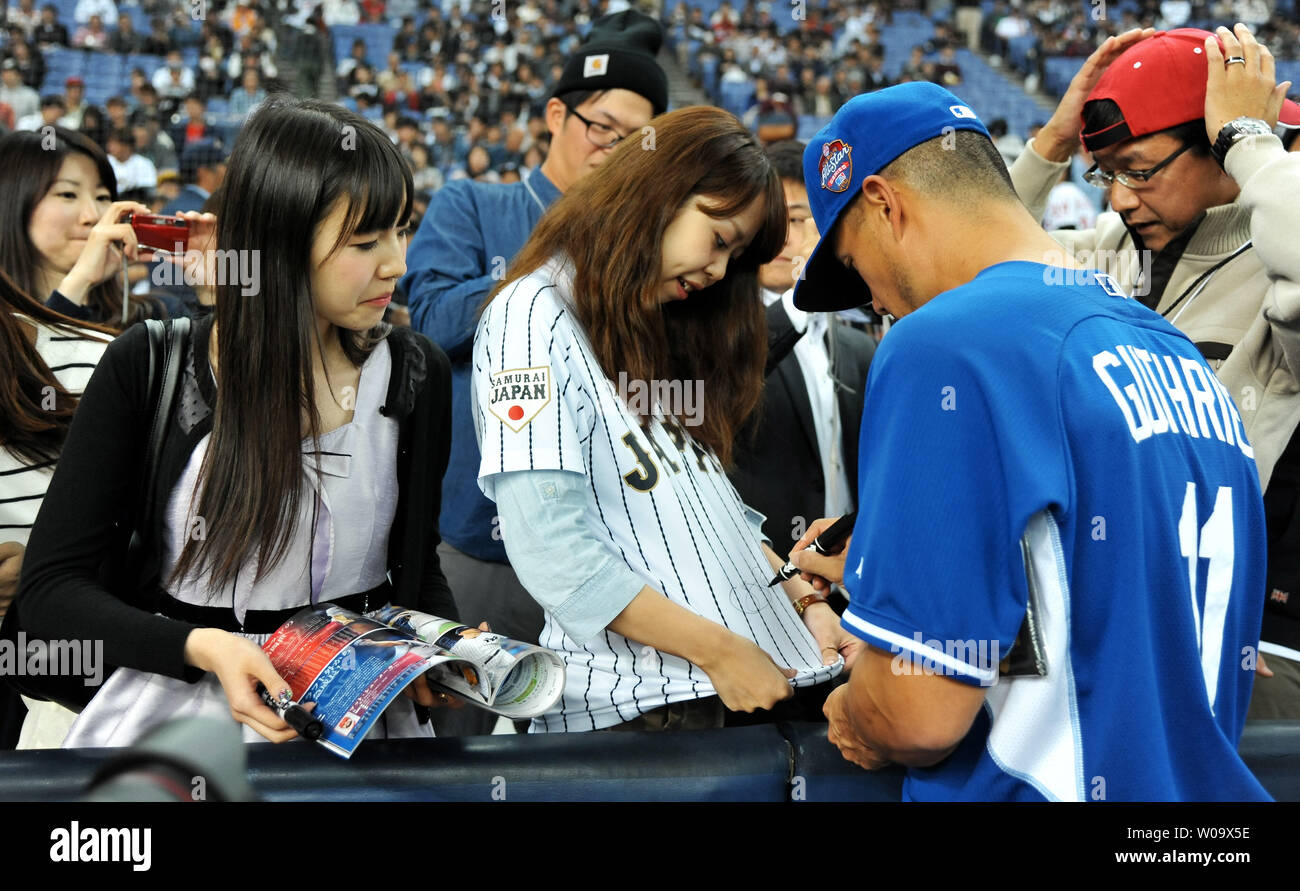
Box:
[552,10,668,115]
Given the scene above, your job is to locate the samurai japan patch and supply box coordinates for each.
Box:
[488,366,552,432]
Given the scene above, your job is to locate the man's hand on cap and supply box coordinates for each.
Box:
[1037,28,1156,163]
[1204,23,1293,140]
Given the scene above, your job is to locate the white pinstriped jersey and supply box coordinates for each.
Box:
[472,256,841,731]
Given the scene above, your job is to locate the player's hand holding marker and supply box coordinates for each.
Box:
[787,517,866,671]
[788,516,850,593]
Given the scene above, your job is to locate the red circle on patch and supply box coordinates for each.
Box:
[508,405,524,421]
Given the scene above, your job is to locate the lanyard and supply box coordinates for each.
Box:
[1162,241,1254,325]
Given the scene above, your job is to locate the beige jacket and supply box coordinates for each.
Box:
[1011,135,1300,489]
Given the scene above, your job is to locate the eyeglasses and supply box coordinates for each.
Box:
[1083,142,1194,190]
[565,105,629,150]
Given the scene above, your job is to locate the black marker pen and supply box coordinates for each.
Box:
[256,682,324,741]
[768,511,858,587]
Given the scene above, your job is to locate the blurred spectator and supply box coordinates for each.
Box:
[77,103,106,146]
[899,44,927,82]
[226,28,277,82]
[153,50,196,100]
[806,75,842,116]
[141,15,170,56]
[16,93,62,132]
[152,168,180,209]
[711,0,740,42]
[460,142,496,182]
[994,6,1031,44]
[172,93,213,147]
[126,67,149,107]
[7,0,40,38]
[751,93,797,145]
[132,115,177,173]
[227,0,258,37]
[196,48,228,101]
[59,76,86,128]
[0,60,38,121]
[72,13,110,51]
[1041,167,1098,231]
[863,51,891,91]
[227,66,267,121]
[322,0,361,26]
[337,37,369,88]
[162,139,226,215]
[32,5,68,49]
[987,117,1024,166]
[8,37,43,90]
[427,115,459,171]
[73,0,116,24]
[931,45,963,86]
[349,63,379,103]
[408,141,443,192]
[105,125,156,196]
[108,10,142,54]
[14,92,61,132]
[104,94,129,132]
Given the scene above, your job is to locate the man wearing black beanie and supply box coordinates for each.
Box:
[401,10,668,737]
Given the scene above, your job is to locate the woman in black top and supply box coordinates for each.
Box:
[16,97,456,747]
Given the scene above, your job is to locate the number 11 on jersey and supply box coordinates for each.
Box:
[1178,482,1234,714]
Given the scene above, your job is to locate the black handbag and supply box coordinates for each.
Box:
[1,317,190,711]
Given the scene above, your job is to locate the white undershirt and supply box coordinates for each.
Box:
[763,288,854,518]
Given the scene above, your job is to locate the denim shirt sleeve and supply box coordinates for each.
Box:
[400,180,501,362]
[491,468,645,646]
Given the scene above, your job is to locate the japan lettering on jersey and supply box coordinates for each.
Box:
[473,257,841,731]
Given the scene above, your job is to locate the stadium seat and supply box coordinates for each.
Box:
[718,79,754,119]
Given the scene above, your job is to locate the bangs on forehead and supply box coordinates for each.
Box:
[692,163,786,268]
[324,134,413,256]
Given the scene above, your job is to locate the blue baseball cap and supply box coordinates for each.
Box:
[793,82,990,312]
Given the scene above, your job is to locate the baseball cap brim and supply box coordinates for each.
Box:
[793,208,873,312]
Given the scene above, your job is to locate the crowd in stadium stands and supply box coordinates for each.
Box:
[0,0,1295,210]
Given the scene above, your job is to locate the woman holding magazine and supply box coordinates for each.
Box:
[473,106,862,732]
[15,97,458,746]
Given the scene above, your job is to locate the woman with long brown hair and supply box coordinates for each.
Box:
[473,106,859,733]
[0,273,116,748]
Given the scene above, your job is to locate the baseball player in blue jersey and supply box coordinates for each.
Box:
[788,82,1271,801]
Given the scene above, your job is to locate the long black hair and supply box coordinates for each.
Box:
[171,97,413,597]
[0,127,155,328]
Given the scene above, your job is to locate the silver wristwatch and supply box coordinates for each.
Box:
[1211,117,1273,169]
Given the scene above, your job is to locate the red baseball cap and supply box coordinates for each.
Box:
[1280,95,1300,130]
[1081,28,1300,151]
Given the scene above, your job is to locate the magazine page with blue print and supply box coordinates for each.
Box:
[262,605,565,758]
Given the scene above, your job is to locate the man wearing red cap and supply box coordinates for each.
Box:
[1011,24,1300,720]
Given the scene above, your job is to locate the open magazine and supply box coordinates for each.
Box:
[261,604,566,758]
